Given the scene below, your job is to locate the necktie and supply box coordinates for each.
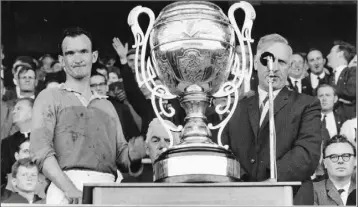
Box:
[338,189,345,195]
[332,70,336,85]
[294,81,299,92]
[322,115,327,128]
[259,96,269,116]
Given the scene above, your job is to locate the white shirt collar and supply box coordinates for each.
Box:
[334,65,347,73]
[16,86,35,99]
[311,72,325,79]
[257,87,282,103]
[289,76,302,83]
[59,83,108,100]
[321,111,334,119]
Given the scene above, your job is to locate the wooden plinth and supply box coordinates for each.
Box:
[83,182,301,206]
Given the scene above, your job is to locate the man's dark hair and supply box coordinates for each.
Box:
[333,40,356,64]
[59,27,95,53]
[11,157,38,178]
[90,70,107,84]
[17,65,37,80]
[12,56,37,74]
[316,84,337,96]
[15,138,30,155]
[323,134,356,158]
[92,62,107,72]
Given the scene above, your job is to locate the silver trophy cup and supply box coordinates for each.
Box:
[128,1,256,182]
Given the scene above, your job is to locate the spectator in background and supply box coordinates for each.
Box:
[108,70,122,86]
[287,53,313,95]
[327,40,356,120]
[107,79,142,138]
[16,66,37,99]
[112,37,154,134]
[30,27,146,204]
[121,118,180,183]
[145,118,181,164]
[2,158,42,204]
[303,48,331,96]
[1,74,14,140]
[317,84,346,138]
[92,62,108,81]
[313,135,356,205]
[1,98,34,185]
[340,117,357,146]
[39,54,55,74]
[90,70,108,96]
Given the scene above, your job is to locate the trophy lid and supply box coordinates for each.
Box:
[155,1,230,26]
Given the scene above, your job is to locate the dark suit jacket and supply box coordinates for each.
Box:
[329,66,356,120]
[334,111,346,136]
[287,77,313,96]
[302,72,331,97]
[313,178,356,205]
[223,87,322,204]
[2,191,42,204]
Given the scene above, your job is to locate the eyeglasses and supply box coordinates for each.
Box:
[90,82,106,88]
[324,153,355,163]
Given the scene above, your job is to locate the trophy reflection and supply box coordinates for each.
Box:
[128,1,256,182]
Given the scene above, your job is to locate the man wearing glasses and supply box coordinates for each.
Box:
[223,34,322,205]
[313,135,356,205]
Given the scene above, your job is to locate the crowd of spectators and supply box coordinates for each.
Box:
[0,24,356,205]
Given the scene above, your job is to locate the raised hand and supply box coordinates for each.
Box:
[112,37,128,59]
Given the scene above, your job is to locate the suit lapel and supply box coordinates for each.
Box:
[348,178,356,195]
[259,87,289,131]
[326,179,344,205]
[248,95,260,140]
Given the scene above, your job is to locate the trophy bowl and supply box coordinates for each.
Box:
[128,1,256,183]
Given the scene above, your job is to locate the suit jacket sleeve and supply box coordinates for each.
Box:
[276,98,322,181]
[337,67,356,101]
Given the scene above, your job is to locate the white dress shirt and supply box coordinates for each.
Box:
[322,112,338,138]
[258,87,282,126]
[289,77,302,93]
[333,181,351,206]
[333,65,347,85]
[310,72,326,89]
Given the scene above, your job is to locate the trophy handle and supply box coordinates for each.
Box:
[151,85,183,148]
[128,6,176,100]
[128,6,179,148]
[228,1,256,93]
[208,82,239,148]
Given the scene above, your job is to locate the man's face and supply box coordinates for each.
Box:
[18,70,36,93]
[15,141,30,160]
[324,143,356,179]
[146,127,180,162]
[127,54,141,73]
[12,100,32,124]
[327,45,341,68]
[288,54,305,79]
[12,166,39,193]
[52,62,62,73]
[256,42,291,91]
[90,75,107,96]
[106,58,116,68]
[307,50,325,75]
[59,35,98,80]
[317,86,337,113]
[42,57,54,73]
[108,72,119,85]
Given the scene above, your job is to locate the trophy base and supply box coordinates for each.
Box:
[153,144,241,183]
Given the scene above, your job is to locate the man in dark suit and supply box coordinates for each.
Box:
[223,34,322,205]
[302,48,331,96]
[287,53,313,96]
[313,135,356,205]
[327,40,356,120]
[317,84,347,138]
